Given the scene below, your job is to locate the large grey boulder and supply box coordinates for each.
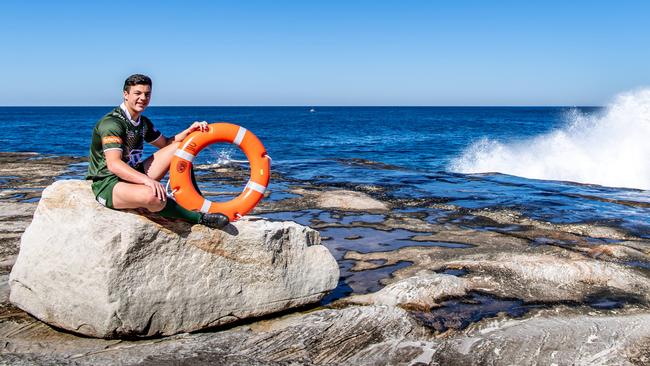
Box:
[8,180,339,338]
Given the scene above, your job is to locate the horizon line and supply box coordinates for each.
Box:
[0,105,603,108]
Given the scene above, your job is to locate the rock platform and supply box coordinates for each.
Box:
[0,152,649,365]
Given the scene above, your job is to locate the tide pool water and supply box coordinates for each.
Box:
[1,90,649,237]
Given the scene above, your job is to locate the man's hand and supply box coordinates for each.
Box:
[188,120,210,133]
[174,121,209,143]
[105,150,167,201]
[143,177,167,202]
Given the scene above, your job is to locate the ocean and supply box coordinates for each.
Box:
[1,90,649,238]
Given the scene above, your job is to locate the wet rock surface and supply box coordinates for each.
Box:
[1,152,649,365]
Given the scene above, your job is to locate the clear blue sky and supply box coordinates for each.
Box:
[1,0,649,106]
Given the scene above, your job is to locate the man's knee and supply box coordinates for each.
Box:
[144,194,165,212]
[143,142,180,180]
[113,182,165,211]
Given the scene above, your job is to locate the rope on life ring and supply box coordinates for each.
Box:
[169,123,270,221]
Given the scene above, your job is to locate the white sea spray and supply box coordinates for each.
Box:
[200,147,249,167]
[450,89,650,190]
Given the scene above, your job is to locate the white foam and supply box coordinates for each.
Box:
[206,149,245,165]
[215,149,235,166]
[450,89,650,190]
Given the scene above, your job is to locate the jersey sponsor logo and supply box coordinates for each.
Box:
[102,136,123,145]
[127,148,144,167]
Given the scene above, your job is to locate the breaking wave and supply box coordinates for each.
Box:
[450,89,650,190]
[197,148,248,168]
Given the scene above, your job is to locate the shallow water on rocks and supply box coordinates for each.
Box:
[260,209,474,300]
[316,212,386,225]
[259,210,318,227]
[412,292,534,332]
[319,227,471,259]
[320,260,414,305]
[411,291,640,333]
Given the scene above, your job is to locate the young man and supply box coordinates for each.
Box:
[86,74,229,228]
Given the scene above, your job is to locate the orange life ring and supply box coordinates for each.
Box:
[169,123,270,221]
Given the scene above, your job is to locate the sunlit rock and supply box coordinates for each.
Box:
[338,271,470,309]
[9,180,339,338]
[292,188,389,211]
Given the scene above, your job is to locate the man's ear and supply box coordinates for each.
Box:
[123,90,129,100]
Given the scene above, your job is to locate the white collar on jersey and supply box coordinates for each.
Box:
[120,102,141,126]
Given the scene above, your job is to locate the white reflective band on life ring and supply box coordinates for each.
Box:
[246,181,267,194]
[233,127,247,146]
[174,149,196,162]
[200,198,212,213]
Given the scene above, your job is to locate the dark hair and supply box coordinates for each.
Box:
[123,74,152,92]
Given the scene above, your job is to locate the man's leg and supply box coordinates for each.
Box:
[134,142,227,227]
[107,143,177,211]
[142,141,202,192]
[142,142,180,180]
[112,182,165,211]
[112,181,210,224]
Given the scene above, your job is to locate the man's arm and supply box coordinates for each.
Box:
[150,121,210,149]
[105,150,166,201]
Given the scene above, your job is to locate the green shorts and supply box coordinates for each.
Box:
[91,163,146,209]
[91,175,120,208]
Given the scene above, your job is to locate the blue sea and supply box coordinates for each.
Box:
[1,96,649,238]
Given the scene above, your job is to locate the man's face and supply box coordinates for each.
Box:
[123,84,152,114]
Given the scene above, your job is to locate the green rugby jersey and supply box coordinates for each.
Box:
[86,107,162,180]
